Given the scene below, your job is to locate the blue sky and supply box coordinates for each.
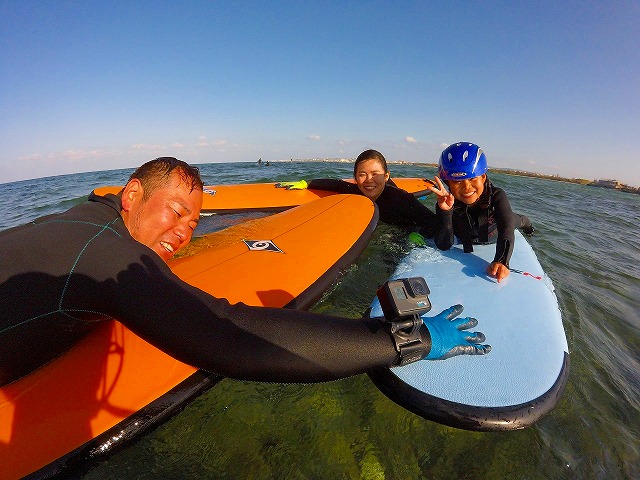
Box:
[1,1,639,186]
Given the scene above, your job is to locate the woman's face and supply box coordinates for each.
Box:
[447,174,487,205]
[355,158,390,201]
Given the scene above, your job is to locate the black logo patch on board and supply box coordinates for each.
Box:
[243,239,284,253]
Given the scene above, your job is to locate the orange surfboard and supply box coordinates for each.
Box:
[93,178,432,214]
[0,194,377,479]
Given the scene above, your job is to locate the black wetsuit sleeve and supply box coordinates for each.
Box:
[307,179,360,194]
[434,205,454,250]
[306,181,440,236]
[377,187,440,237]
[491,187,517,266]
[1,194,413,386]
[105,258,402,383]
[307,179,398,192]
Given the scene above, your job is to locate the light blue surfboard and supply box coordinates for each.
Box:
[367,230,569,431]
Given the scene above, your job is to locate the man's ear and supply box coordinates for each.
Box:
[121,179,143,212]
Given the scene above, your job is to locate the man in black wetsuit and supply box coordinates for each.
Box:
[0,157,490,387]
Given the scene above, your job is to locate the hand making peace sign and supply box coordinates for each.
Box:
[427,176,455,211]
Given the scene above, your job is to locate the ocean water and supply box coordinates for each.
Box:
[1,161,639,479]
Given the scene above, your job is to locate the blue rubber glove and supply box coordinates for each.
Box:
[274,180,308,190]
[422,305,491,360]
[408,232,427,246]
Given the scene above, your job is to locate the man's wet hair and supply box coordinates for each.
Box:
[129,157,204,200]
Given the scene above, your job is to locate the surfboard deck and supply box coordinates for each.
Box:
[367,230,569,431]
[93,178,433,214]
[1,194,378,479]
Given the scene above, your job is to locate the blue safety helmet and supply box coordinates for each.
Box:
[438,142,488,181]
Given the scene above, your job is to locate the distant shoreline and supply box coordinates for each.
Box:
[269,158,640,195]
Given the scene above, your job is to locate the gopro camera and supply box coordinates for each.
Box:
[376,277,432,322]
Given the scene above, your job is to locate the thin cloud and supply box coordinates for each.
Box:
[405,136,417,144]
[196,137,227,148]
[132,143,167,151]
[308,135,321,141]
[20,149,111,162]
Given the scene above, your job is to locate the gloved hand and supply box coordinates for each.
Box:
[274,180,308,190]
[408,232,427,246]
[422,305,491,360]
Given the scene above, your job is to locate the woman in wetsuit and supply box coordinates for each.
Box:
[276,149,448,239]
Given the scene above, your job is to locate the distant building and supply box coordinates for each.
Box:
[592,179,624,189]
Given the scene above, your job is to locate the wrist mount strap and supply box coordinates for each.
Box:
[385,314,428,366]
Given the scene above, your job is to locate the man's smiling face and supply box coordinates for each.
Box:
[121,171,203,262]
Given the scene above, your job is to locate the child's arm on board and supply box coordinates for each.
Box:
[487,187,517,282]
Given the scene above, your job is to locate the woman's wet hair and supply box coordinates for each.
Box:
[354,149,388,177]
[129,157,204,200]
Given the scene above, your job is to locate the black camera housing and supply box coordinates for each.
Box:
[376,277,432,322]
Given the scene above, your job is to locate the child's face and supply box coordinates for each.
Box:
[447,174,487,205]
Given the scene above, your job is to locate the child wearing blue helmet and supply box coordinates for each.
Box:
[430,142,534,283]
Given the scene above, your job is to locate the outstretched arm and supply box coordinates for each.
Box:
[108,255,489,383]
[274,179,360,195]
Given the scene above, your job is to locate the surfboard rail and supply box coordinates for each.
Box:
[369,352,569,431]
[92,178,433,214]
